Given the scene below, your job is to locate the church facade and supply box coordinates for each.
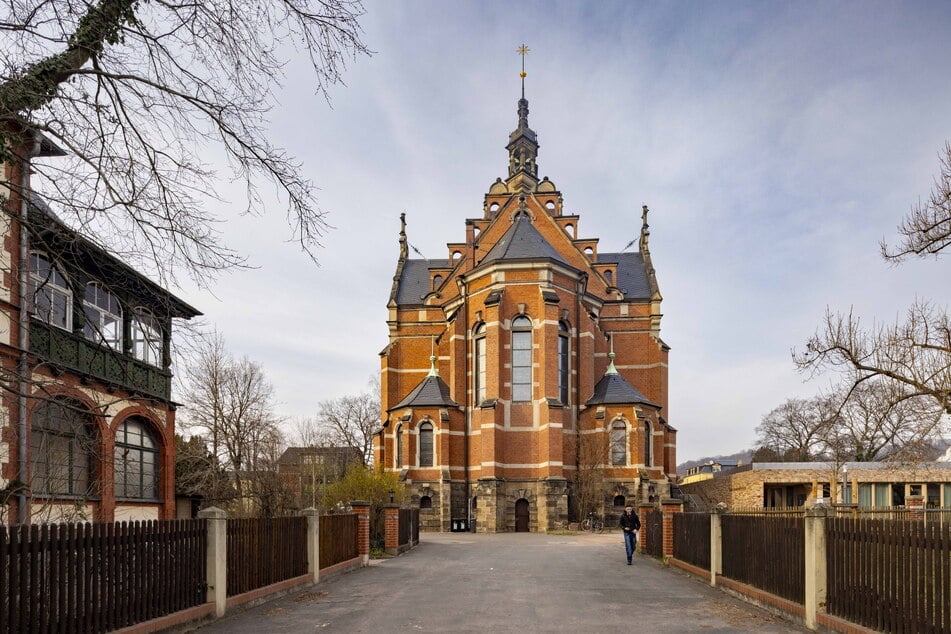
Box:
[374,90,676,533]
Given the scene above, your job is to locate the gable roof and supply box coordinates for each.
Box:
[477,213,569,267]
[389,374,459,411]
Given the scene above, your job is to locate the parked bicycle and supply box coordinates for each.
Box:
[581,512,604,533]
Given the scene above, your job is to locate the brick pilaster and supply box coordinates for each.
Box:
[660,497,683,558]
[906,495,925,521]
[350,500,371,566]
[383,503,400,554]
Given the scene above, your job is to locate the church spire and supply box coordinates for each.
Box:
[506,44,539,193]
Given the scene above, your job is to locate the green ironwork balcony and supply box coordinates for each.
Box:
[29,320,172,400]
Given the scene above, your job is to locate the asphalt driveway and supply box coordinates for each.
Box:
[196,532,808,633]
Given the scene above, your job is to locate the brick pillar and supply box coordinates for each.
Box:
[351,500,371,566]
[804,503,831,630]
[661,498,683,558]
[636,503,652,553]
[301,507,320,583]
[383,504,400,554]
[197,506,227,617]
[906,495,925,521]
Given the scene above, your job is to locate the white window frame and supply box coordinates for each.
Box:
[29,253,72,331]
[83,282,123,350]
[474,323,486,404]
[131,307,163,366]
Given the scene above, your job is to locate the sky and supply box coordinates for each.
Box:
[170,1,951,463]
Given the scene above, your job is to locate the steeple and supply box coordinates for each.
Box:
[506,45,539,193]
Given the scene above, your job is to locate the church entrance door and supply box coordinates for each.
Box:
[515,498,530,532]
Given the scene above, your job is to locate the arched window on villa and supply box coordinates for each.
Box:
[84,282,122,350]
[419,421,434,467]
[29,253,72,330]
[611,420,627,466]
[511,315,532,402]
[474,323,487,404]
[30,399,97,497]
[114,417,160,500]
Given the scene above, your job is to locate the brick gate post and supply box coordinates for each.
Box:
[350,500,371,566]
[383,504,400,555]
[661,498,683,558]
[906,495,925,521]
[636,503,652,553]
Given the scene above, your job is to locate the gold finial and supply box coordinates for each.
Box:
[517,44,530,96]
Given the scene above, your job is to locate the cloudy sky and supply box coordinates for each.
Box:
[173,1,951,463]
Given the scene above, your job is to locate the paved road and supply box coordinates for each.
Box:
[197,532,808,633]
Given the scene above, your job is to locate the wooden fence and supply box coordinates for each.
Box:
[398,509,419,548]
[721,514,804,604]
[0,519,206,633]
[226,516,308,597]
[827,518,951,634]
[319,513,358,569]
[672,512,710,570]
[644,509,664,557]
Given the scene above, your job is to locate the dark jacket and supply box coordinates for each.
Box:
[620,511,641,531]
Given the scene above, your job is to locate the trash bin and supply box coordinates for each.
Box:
[451,519,468,532]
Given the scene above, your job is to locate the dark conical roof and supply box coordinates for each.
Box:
[585,355,658,407]
[479,213,568,267]
[389,374,458,411]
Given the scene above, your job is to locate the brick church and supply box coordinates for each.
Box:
[374,80,676,532]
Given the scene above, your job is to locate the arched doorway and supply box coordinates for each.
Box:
[515,498,530,532]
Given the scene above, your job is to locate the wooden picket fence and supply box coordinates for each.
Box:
[0,519,206,633]
[672,512,710,570]
[644,509,664,557]
[827,518,951,634]
[721,514,805,604]
[226,516,308,597]
[319,513,358,569]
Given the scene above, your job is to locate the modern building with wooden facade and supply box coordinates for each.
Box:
[374,85,677,532]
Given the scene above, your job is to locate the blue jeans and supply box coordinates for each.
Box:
[623,530,637,560]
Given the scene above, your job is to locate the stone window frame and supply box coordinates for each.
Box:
[643,419,653,467]
[473,322,487,404]
[610,418,627,466]
[557,320,570,405]
[395,424,403,469]
[510,315,533,402]
[418,419,434,467]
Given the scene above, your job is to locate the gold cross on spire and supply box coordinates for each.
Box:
[517,44,529,97]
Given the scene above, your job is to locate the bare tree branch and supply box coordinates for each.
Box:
[882,141,951,261]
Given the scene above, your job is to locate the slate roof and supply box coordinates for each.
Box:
[585,372,659,407]
[394,258,449,305]
[389,374,459,411]
[478,214,568,267]
[597,252,652,300]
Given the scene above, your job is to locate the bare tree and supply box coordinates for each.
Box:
[882,141,951,261]
[316,383,379,466]
[180,331,284,513]
[754,395,837,462]
[795,303,951,416]
[1,0,369,285]
[573,429,609,522]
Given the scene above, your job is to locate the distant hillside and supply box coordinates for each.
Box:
[678,449,752,475]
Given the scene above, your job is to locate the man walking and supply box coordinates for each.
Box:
[619,505,640,565]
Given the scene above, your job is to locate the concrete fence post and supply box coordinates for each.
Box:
[350,500,371,566]
[710,507,724,587]
[197,506,227,617]
[302,507,320,583]
[660,498,683,558]
[383,504,400,555]
[804,504,831,630]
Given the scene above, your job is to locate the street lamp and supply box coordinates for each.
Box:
[389,489,395,504]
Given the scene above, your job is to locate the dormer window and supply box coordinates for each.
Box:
[433,275,443,290]
[84,282,122,350]
[605,270,614,285]
[131,308,163,367]
[29,253,72,330]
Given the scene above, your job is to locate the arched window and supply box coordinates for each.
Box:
[420,495,433,509]
[419,421,434,467]
[643,420,653,467]
[611,420,627,465]
[558,321,570,404]
[114,417,160,500]
[605,270,614,285]
[83,282,122,350]
[614,495,626,508]
[395,425,403,468]
[432,275,443,290]
[29,253,72,330]
[511,315,532,402]
[29,399,96,496]
[131,308,163,366]
[474,323,487,404]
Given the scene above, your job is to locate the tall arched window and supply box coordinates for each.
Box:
[558,321,570,404]
[29,399,96,496]
[395,425,403,468]
[605,270,614,285]
[511,315,532,402]
[29,253,72,330]
[84,282,122,350]
[419,421,434,467]
[611,420,627,465]
[131,308,163,366]
[114,417,160,499]
[643,420,653,467]
[432,275,443,290]
[474,323,486,404]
